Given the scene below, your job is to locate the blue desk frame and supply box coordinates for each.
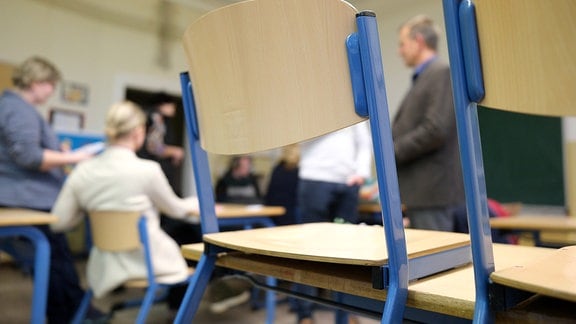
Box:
[0,226,51,324]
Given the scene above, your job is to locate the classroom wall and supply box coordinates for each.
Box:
[0,0,203,195]
[0,0,201,132]
[0,0,445,128]
[1,0,447,196]
[3,0,572,208]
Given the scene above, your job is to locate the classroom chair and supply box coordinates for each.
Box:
[176,0,472,323]
[71,211,194,324]
[443,0,576,322]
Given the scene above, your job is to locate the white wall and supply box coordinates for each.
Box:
[0,0,200,132]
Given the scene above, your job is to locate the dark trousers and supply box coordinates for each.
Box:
[294,179,360,320]
[297,179,360,224]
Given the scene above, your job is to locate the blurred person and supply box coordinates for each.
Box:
[392,15,464,231]
[138,92,184,195]
[264,144,300,225]
[215,155,263,204]
[137,92,198,308]
[0,56,104,323]
[51,101,200,312]
[298,123,372,224]
[137,93,189,228]
[294,122,372,324]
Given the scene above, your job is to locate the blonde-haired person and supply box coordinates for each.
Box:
[0,56,102,323]
[51,101,200,306]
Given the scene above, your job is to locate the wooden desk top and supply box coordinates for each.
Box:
[490,215,576,231]
[491,245,576,303]
[214,204,285,219]
[358,202,381,214]
[181,242,556,319]
[539,232,576,246]
[0,208,57,226]
[203,223,470,266]
[357,202,408,214]
[188,204,285,219]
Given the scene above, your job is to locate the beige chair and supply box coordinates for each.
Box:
[444,0,576,322]
[175,0,471,323]
[71,211,193,324]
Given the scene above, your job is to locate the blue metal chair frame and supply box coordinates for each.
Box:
[0,226,50,324]
[175,10,408,324]
[350,11,408,323]
[443,1,494,322]
[72,216,191,324]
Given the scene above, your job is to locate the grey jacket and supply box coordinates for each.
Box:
[0,90,65,210]
[392,59,464,209]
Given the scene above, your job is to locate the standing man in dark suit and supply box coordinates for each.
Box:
[392,15,464,231]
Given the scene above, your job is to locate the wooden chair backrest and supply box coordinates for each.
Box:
[475,0,576,116]
[88,211,142,252]
[182,0,365,154]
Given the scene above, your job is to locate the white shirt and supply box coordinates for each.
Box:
[299,122,372,184]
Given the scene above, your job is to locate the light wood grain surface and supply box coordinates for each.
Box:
[197,204,285,219]
[475,0,576,116]
[539,232,576,246]
[0,208,57,226]
[203,223,470,266]
[358,202,382,214]
[490,215,576,231]
[181,242,555,319]
[182,0,365,154]
[491,245,576,303]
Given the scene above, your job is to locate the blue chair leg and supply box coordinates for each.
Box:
[174,254,216,324]
[28,227,51,324]
[265,276,276,324]
[0,226,51,324]
[136,284,158,324]
[71,290,93,324]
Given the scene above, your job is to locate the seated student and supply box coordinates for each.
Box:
[265,144,300,225]
[215,155,263,204]
[50,101,199,305]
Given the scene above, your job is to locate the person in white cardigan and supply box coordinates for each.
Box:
[51,101,199,299]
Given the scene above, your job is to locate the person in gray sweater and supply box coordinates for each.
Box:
[0,56,104,323]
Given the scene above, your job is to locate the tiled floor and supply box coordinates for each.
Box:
[0,258,380,324]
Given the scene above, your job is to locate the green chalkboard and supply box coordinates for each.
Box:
[478,106,564,206]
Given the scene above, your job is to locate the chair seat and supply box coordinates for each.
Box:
[123,278,149,289]
[204,223,470,266]
[490,245,576,302]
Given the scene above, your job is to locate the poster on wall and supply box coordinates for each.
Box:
[61,81,89,105]
[49,108,84,132]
